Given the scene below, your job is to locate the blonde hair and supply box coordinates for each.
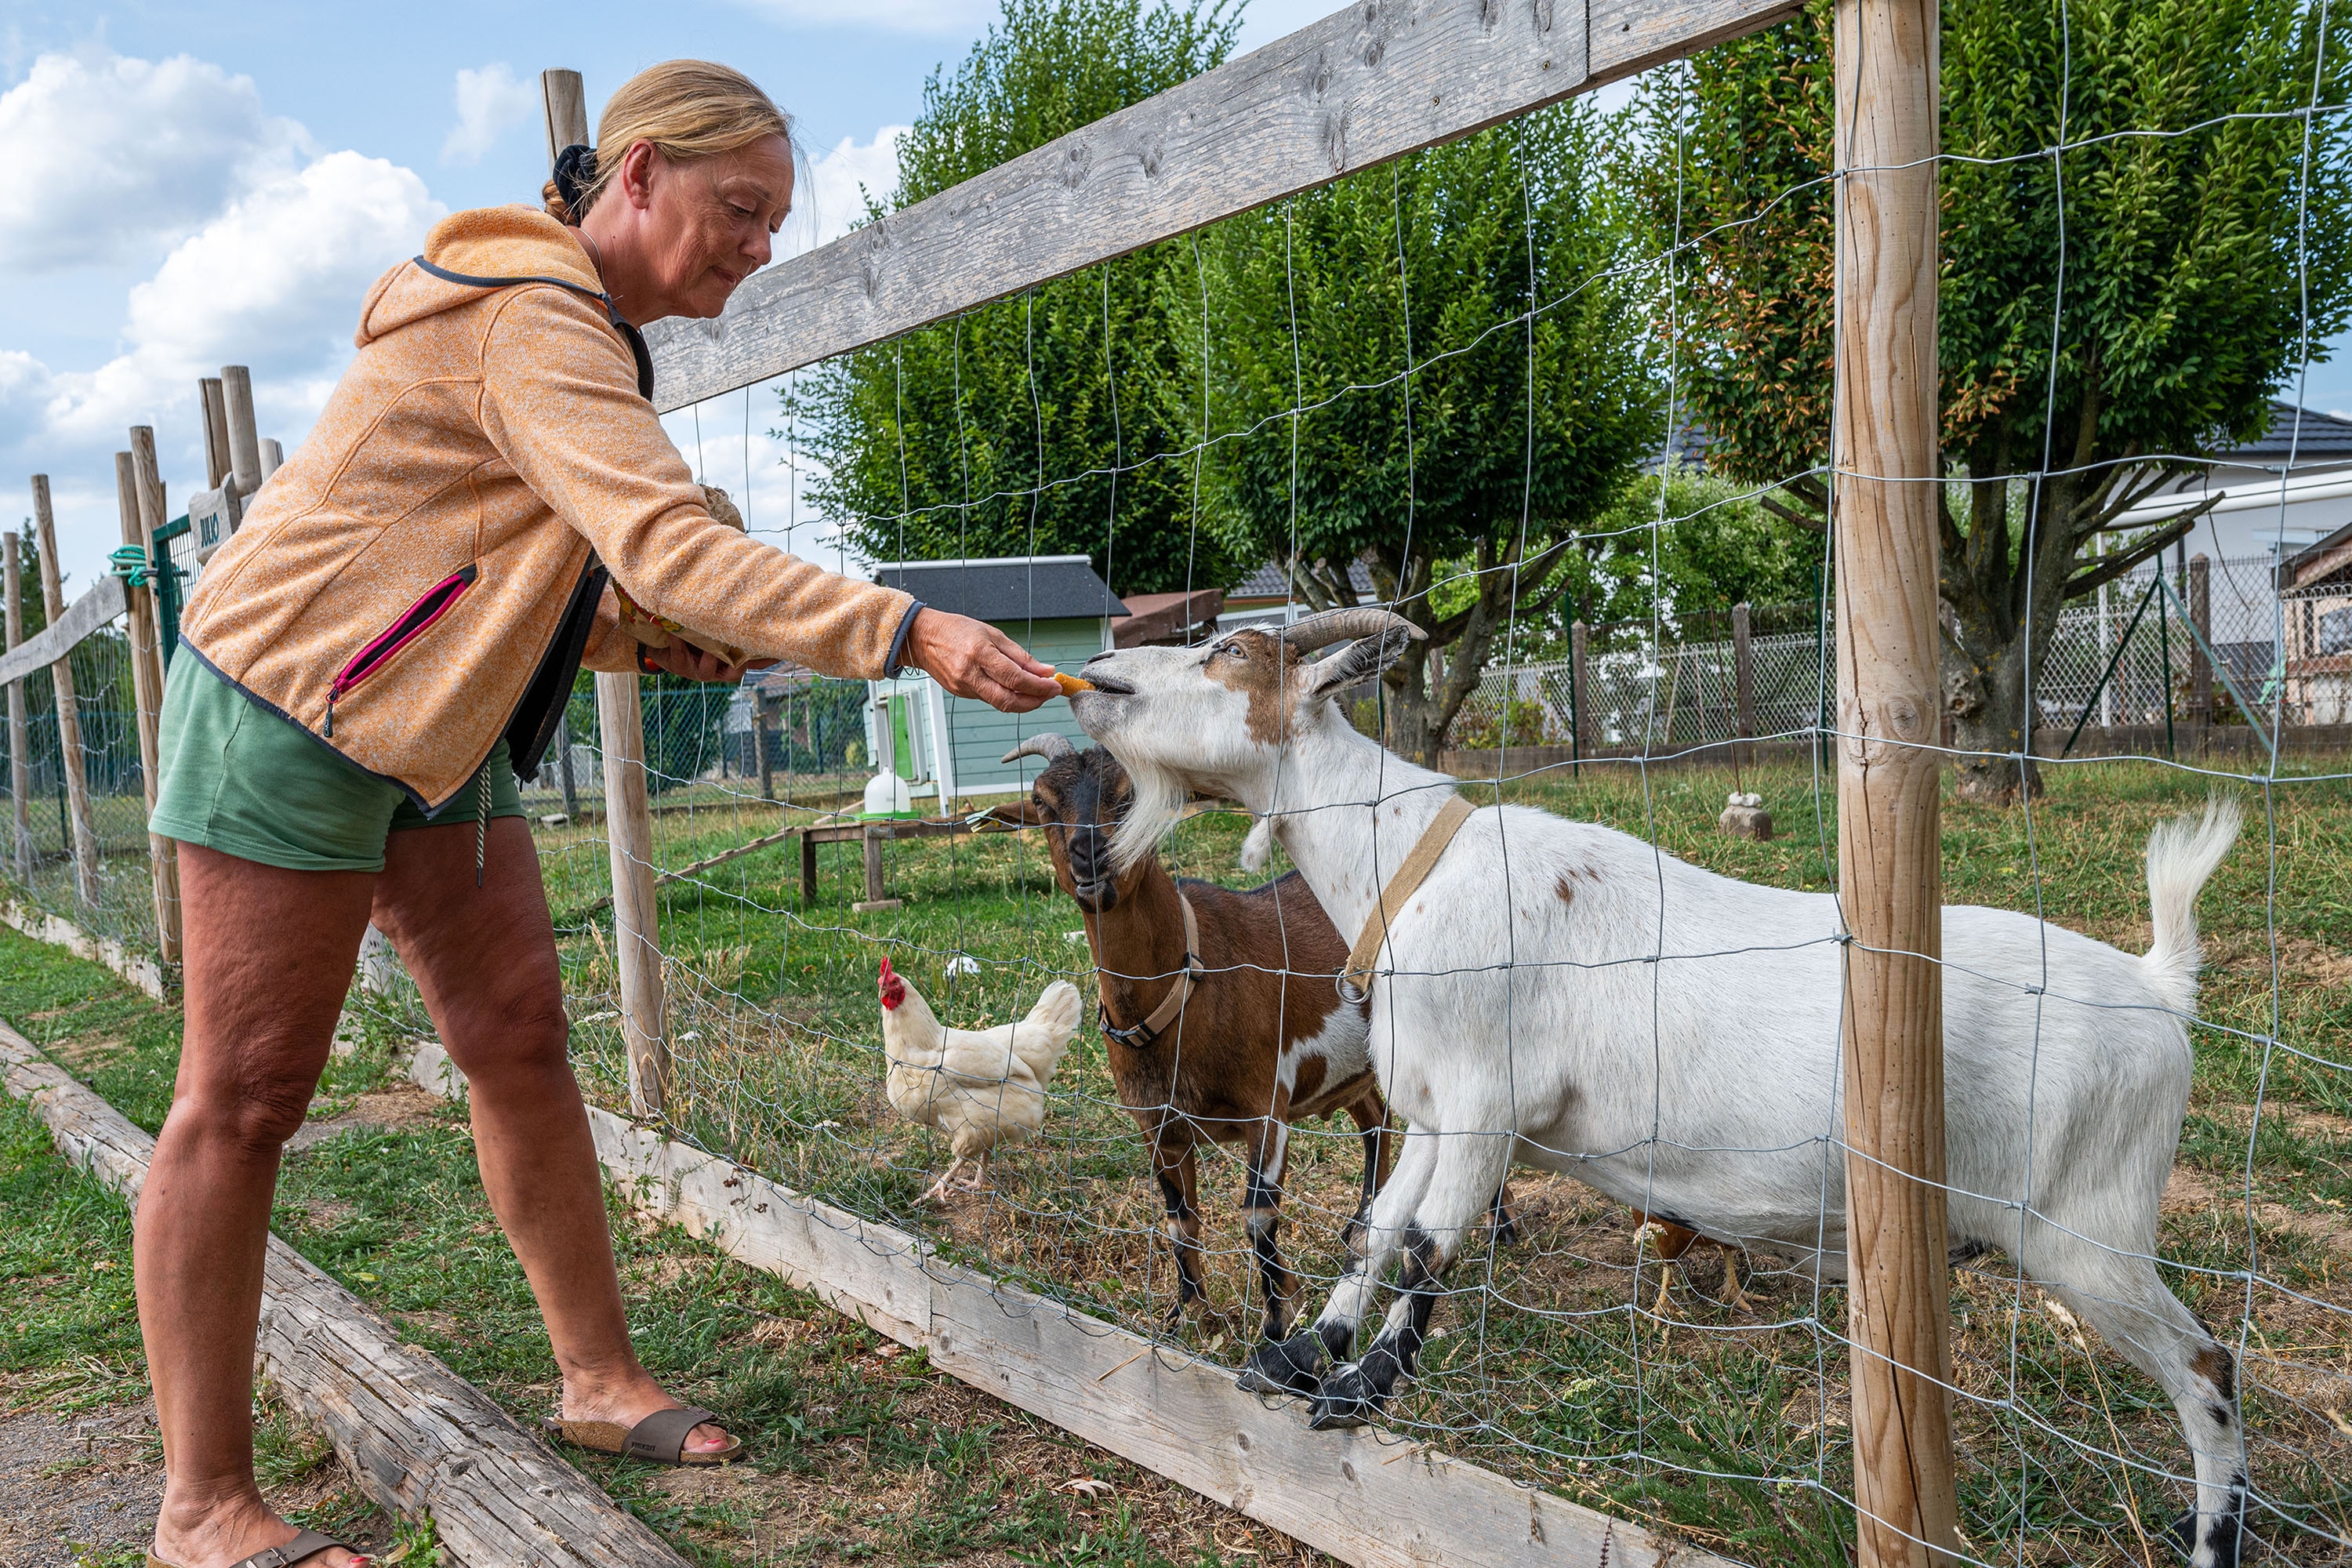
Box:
[543,60,794,223]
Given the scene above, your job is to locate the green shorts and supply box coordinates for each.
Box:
[150,651,525,874]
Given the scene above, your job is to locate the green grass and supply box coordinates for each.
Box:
[0,926,1276,1566]
[396,755,2352,1566]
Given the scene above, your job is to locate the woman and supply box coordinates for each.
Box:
[138,61,1059,1568]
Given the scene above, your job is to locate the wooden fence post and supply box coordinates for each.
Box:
[1831,2,1959,1564]
[542,63,667,1116]
[221,366,264,504]
[126,433,183,960]
[200,379,233,488]
[756,691,776,802]
[4,532,30,884]
[554,714,581,820]
[1570,619,1592,757]
[31,478,101,909]
[1732,601,1756,757]
[2186,554,2212,728]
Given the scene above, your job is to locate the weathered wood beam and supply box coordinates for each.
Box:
[572,1106,1729,1568]
[0,1015,690,1568]
[0,575,125,691]
[644,0,1795,409]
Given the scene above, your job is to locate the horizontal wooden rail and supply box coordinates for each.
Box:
[0,1015,689,1567]
[0,575,125,689]
[645,0,1795,409]
[400,1042,1729,1568]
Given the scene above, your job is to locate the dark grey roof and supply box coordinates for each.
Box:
[2211,402,2352,466]
[1229,557,1377,601]
[1642,421,1712,473]
[873,555,1125,622]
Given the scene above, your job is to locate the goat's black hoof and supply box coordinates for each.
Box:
[1491,1204,1520,1249]
[1236,1330,1328,1397]
[2170,1507,2243,1568]
[1306,1362,1382,1429]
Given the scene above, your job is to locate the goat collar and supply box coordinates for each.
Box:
[1099,893,1205,1049]
[1338,793,1476,1004]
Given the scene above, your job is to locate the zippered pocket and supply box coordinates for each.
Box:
[325,564,478,736]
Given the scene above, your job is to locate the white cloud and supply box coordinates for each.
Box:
[42,151,445,442]
[441,64,537,167]
[790,128,906,256]
[0,49,308,272]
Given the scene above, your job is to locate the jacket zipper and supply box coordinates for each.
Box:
[325,564,479,737]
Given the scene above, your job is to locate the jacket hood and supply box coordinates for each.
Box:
[356,205,605,346]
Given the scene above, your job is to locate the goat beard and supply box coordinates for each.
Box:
[1238,815,1276,874]
[1107,751,1192,875]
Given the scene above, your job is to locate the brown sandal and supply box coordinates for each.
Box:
[147,1529,369,1568]
[542,1404,741,1466]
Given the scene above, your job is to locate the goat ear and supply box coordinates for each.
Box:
[970,797,1050,831]
[1303,622,1422,701]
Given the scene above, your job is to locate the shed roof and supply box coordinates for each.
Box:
[873,555,1126,622]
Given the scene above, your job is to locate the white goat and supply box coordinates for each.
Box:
[1069,608,2249,1568]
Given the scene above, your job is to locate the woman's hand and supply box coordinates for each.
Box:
[644,642,775,683]
[904,609,1062,713]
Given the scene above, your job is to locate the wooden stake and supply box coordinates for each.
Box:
[2187,554,2212,727]
[756,690,775,801]
[125,433,183,960]
[542,64,666,1114]
[220,365,264,499]
[1831,2,1958,1563]
[1570,619,1592,759]
[199,379,232,489]
[1732,601,1756,745]
[31,478,101,909]
[4,532,30,884]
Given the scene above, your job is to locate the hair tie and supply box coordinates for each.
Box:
[553,143,597,223]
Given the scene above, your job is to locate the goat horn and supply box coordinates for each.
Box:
[1000,733,1076,766]
[1276,608,1426,653]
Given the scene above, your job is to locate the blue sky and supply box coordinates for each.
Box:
[0,0,1338,590]
[2,0,2347,593]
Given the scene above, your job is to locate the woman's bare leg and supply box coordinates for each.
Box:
[140,845,375,1568]
[370,818,727,1454]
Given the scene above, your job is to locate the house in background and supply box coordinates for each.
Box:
[865,556,1125,805]
[2111,402,2352,564]
[2281,521,2352,724]
[1218,558,1378,632]
[1112,586,1224,646]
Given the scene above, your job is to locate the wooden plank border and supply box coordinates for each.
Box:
[0,1014,691,1568]
[0,901,169,999]
[400,1044,1732,1568]
[644,0,1796,408]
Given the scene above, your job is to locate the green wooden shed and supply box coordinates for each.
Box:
[865,556,1126,804]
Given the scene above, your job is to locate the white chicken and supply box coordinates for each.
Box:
[878,957,1082,1203]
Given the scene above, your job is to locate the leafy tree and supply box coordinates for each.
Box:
[1185,102,1664,760]
[1639,0,2350,799]
[795,0,1240,595]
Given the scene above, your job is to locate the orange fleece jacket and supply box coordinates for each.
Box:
[180,205,916,811]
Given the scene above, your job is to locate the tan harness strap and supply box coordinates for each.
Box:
[1338,793,1475,1003]
[1100,894,1205,1047]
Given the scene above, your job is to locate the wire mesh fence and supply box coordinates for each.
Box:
[14,3,2351,1563]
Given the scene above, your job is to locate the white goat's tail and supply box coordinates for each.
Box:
[2141,796,2241,1014]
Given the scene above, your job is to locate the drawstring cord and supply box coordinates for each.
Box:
[475,761,491,887]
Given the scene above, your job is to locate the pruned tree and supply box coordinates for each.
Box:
[1186,102,1664,762]
[1640,0,2351,798]
[794,0,1240,596]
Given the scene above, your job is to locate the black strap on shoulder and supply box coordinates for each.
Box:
[503,556,610,781]
[411,256,654,399]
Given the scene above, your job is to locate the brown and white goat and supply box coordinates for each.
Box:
[981,733,1395,1339]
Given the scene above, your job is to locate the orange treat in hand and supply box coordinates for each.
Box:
[1054,672,1094,697]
